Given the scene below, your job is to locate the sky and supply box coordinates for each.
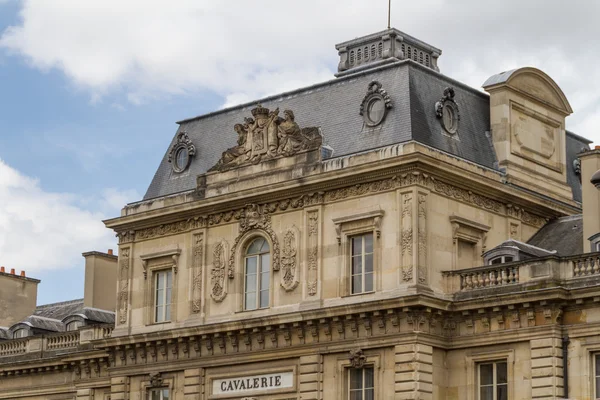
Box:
[0,0,599,305]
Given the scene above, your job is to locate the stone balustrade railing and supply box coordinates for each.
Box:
[0,325,113,358]
[0,339,27,356]
[46,332,80,350]
[459,265,520,291]
[572,253,600,277]
[445,252,600,294]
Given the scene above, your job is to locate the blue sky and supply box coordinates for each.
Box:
[1,0,599,305]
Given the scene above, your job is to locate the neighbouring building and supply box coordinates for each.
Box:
[2,27,600,400]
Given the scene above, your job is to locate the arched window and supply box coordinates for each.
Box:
[66,321,83,331]
[13,328,27,339]
[244,237,271,310]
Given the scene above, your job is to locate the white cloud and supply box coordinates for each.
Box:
[0,159,135,273]
[1,1,600,142]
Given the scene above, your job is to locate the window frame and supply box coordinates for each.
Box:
[348,365,375,400]
[488,255,515,265]
[141,249,180,326]
[148,388,170,400]
[333,210,383,297]
[154,268,173,323]
[66,320,83,331]
[594,353,600,399]
[477,360,508,400]
[350,233,375,295]
[12,328,27,339]
[243,236,272,311]
[465,350,514,400]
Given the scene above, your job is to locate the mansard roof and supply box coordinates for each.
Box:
[143,60,588,204]
[527,214,584,256]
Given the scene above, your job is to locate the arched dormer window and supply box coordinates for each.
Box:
[13,328,27,339]
[244,237,271,311]
[66,321,83,331]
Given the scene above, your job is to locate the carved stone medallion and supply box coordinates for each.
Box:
[360,81,392,127]
[349,349,367,368]
[209,105,322,172]
[435,87,460,134]
[168,131,196,173]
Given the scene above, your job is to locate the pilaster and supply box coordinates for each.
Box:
[394,343,433,399]
[111,376,129,400]
[530,337,564,399]
[299,354,321,400]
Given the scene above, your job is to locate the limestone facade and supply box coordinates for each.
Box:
[1,28,600,400]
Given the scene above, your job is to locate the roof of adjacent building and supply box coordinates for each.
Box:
[143,58,588,203]
[486,239,557,258]
[34,299,85,320]
[527,214,583,256]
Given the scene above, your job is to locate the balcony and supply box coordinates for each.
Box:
[0,325,113,361]
[443,252,600,298]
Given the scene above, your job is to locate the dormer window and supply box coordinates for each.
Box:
[66,321,83,331]
[489,255,515,265]
[589,233,600,253]
[13,328,27,339]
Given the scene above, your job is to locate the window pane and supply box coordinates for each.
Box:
[245,292,256,310]
[497,362,507,384]
[260,239,270,253]
[349,391,362,400]
[166,270,172,288]
[352,256,362,274]
[260,271,270,289]
[165,304,171,321]
[261,253,271,273]
[504,256,513,263]
[479,386,493,400]
[365,254,373,273]
[365,272,373,292]
[364,233,373,254]
[497,383,508,400]
[260,290,269,308]
[156,288,164,305]
[247,239,263,255]
[151,391,160,400]
[490,257,502,265]
[364,388,374,400]
[352,237,362,256]
[245,274,257,293]
[364,367,374,388]
[166,288,172,306]
[162,389,170,400]
[479,364,493,385]
[349,368,362,389]
[246,256,257,274]
[155,305,163,322]
[352,275,362,293]
[595,354,600,377]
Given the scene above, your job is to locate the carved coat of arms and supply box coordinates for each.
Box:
[209,105,322,172]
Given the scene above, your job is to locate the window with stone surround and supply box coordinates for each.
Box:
[154,269,172,323]
[477,361,508,400]
[148,388,170,400]
[348,366,374,400]
[244,237,271,311]
[333,210,383,296]
[595,354,600,399]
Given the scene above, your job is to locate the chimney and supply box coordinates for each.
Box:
[580,149,600,252]
[0,268,40,327]
[82,250,118,311]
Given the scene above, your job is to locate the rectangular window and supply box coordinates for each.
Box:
[595,354,600,399]
[154,269,172,323]
[351,233,374,294]
[244,238,271,311]
[149,389,170,400]
[478,361,507,400]
[348,367,374,400]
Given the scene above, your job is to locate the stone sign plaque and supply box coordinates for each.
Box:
[212,371,294,396]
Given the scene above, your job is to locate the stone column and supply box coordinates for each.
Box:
[299,354,321,400]
[184,368,202,400]
[530,337,564,399]
[110,376,129,400]
[394,343,433,399]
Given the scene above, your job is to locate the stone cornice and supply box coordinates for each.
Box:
[111,167,557,244]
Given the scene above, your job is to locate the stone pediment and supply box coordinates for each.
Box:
[209,105,322,172]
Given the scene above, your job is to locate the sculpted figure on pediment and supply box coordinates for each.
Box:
[209,105,322,172]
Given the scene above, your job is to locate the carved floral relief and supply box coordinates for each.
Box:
[307,211,319,296]
[191,233,204,313]
[281,227,300,291]
[211,241,228,302]
[118,248,130,324]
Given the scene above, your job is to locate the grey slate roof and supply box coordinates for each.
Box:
[527,215,583,256]
[486,239,556,258]
[142,60,586,203]
[143,61,494,200]
[33,299,84,320]
[63,307,115,324]
[18,315,65,332]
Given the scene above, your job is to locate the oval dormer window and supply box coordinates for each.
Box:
[174,147,189,172]
[366,97,386,126]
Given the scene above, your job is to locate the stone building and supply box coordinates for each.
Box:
[2,27,600,400]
